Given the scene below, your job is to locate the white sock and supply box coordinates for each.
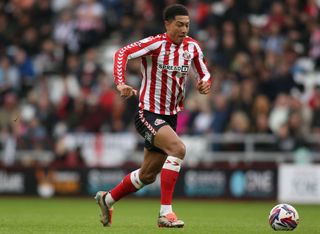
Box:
[160,205,173,216]
[104,192,115,208]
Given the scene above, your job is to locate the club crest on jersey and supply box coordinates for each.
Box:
[183,50,192,60]
[154,119,165,126]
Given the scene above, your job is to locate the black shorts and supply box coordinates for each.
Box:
[134,109,177,154]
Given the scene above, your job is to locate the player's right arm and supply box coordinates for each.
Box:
[116,83,137,99]
[113,36,163,98]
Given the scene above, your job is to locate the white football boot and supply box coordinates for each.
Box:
[95,191,113,227]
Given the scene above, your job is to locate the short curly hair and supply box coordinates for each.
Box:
[163,4,189,21]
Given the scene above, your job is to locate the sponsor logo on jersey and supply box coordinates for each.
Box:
[158,64,189,73]
[154,119,165,126]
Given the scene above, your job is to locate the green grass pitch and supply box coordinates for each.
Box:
[0,197,319,234]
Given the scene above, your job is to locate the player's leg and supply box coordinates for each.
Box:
[107,148,166,205]
[96,165,145,227]
[95,148,166,227]
[95,109,184,227]
[154,125,186,159]
[154,125,186,228]
[139,148,167,184]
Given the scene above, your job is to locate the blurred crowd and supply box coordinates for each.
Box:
[1,0,320,166]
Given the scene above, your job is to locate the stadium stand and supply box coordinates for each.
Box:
[0,0,320,167]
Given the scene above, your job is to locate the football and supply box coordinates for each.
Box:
[268,204,299,231]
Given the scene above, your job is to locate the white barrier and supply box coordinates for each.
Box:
[278,164,320,204]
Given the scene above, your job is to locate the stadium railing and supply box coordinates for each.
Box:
[1,133,319,167]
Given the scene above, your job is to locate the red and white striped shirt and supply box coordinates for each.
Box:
[114,33,211,115]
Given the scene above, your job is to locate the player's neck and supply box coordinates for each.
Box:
[165,33,183,45]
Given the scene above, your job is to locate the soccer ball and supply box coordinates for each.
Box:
[268,204,299,231]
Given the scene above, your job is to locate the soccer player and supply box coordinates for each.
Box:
[95,4,212,228]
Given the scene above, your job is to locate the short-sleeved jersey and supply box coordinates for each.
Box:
[114,33,211,115]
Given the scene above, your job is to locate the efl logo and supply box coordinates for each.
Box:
[181,65,189,73]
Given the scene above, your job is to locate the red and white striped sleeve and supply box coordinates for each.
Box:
[113,36,162,85]
[192,42,212,85]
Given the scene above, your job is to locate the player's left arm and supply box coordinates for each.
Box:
[192,43,212,95]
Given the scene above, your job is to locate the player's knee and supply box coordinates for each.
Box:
[139,172,157,185]
[166,141,186,159]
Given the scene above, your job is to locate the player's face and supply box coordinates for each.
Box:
[165,15,190,44]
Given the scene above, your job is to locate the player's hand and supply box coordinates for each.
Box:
[116,84,137,99]
[197,80,211,95]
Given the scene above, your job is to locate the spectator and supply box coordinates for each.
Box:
[0,0,320,165]
[78,48,103,94]
[224,110,250,151]
[269,93,290,133]
[310,86,320,133]
[275,123,296,152]
[75,0,105,51]
[53,10,79,53]
[0,93,19,130]
[79,94,106,132]
[34,39,63,75]
[252,95,271,121]
[0,56,20,96]
[0,14,10,49]
[13,47,35,97]
[210,94,229,133]
[254,113,272,134]
[20,27,40,55]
